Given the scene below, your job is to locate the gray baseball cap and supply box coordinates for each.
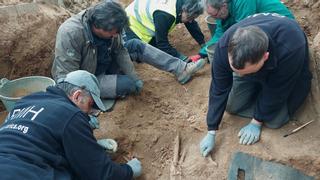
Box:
[63,70,107,111]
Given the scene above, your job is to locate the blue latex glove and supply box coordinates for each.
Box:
[200,132,216,157]
[135,80,143,93]
[127,158,142,178]
[88,115,99,129]
[238,123,262,145]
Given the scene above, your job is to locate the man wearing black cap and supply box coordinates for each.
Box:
[0,70,142,179]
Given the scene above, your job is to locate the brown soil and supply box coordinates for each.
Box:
[1,0,320,179]
[11,89,31,97]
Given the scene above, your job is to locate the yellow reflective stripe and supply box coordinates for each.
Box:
[134,0,154,35]
[145,0,153,22]
[129,16,153,42]
[169,20,176,33]
[126,0,178,43]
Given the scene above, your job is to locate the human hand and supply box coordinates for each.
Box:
[97,139,118,153]
[200,131,216,157]
[127,158,142,178]
[135,80,143,93]
[88,115,99,129]
[238,121,262,145]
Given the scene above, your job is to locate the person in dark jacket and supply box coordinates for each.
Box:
[199,13,312,157]
[125,0,205,62]
[52,0,206,105]
[0,70,142,179]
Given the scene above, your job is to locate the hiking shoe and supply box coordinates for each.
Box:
[177,58,206,84]
[182,57,191,63]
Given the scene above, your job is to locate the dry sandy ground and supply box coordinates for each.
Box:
[0,0,320,179]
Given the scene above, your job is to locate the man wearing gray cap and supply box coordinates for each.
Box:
[0,70,142,179]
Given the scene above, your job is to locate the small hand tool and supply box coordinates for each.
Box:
[283,120,314,137]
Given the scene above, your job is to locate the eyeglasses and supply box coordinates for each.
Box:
[90,108,102,117]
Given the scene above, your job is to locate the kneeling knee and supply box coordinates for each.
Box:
[116,76,136,97]
[226,102,242,114]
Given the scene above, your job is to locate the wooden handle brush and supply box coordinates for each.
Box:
[283,120,314,137]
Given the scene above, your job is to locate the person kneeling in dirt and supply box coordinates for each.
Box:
[125,0,205,62]
[52,0,206,103]
[190,0,295,62]
[199,13,312,157]
[0,70,142,179]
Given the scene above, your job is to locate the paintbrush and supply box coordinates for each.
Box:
[283,120,314,137]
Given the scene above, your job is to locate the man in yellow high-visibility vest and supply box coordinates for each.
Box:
[125,0,205,62]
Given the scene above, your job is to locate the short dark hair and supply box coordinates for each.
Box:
[228,26,269,69]
[88,0,129,32]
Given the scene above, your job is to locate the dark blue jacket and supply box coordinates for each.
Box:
[207,13,312,130]
[0,86,132,180]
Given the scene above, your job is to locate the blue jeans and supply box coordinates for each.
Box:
[125,39,186,77]
[98,39,187,98]
[98,73,136,98]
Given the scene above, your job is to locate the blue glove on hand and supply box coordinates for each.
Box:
[127,158,142,178]
[135,80,143,93]
[238,123,261,145]
[200,132,216,157]
[88,115,99,129]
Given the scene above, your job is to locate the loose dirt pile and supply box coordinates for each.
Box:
[0,0,319,179]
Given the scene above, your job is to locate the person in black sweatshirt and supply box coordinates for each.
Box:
[0,70,142,180]
[199,13,312,157]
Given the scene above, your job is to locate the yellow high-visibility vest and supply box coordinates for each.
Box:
[126,0,177,43]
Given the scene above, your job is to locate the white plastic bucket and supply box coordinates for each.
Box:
[0,76,55,111]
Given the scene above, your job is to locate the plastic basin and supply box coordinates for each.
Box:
[0,76,55,111]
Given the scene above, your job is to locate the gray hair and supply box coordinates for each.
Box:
[205,0,227,9]
[182,0,204,19]
[57,82,91,97]
[228,26,269,69]
[87,0,129,32]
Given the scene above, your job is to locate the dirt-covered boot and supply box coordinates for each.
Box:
[177,58,206,84]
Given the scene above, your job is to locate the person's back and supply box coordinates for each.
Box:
[0,87,81,179]
[199,0,294,55]
[200,13,312,157]
[222,0,294,32]
[0,70,138,180]
[126,0,205,60]
[53,10,95,79]
[209,13,310,130]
